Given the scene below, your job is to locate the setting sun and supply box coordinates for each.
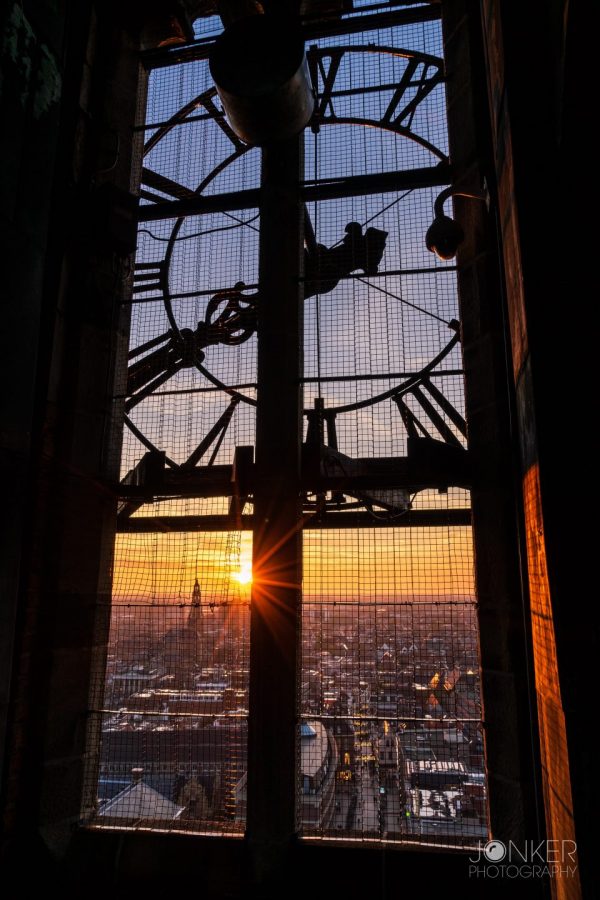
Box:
[231,561,253,585]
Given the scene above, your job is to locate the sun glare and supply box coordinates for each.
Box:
[231,561,253,585]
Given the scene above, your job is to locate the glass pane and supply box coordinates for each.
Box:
[83,530,250,834]
[300,516,487,847]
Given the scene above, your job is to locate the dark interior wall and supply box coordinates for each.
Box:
[443,0,544,850]
[0,0,143,873]
[0,1,591,897]
[0,0,67,806]
[480,1,592,898]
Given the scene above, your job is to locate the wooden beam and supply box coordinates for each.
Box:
[116,509,472,532]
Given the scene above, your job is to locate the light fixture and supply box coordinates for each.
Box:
[209,15,314,145]
[426,186,488,260]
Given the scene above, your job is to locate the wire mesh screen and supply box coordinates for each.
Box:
[84,528,251,832]
[302,19,463,480]
[300,502,486,847]
[84,36,260,834]
[298,18,486,847]
[116,48,261,482]
[85,8,488,848]
[303,189,462,462]
[119,205,259,478]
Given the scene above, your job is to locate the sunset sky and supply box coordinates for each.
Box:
[113,518,474,605]
[113,17,475,614]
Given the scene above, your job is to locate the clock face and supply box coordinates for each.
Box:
[122,31,466,516]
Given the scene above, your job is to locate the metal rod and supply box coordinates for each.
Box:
[137,166,452,223]
[115,370,463,402]
[303,165,451,204]
[122,265,455,307]
[301,369,463,384]
[141,168,196,200]
[138,187,261,222]
[128,331,171,359]
[302,5,442,40]
[140,6,442,70]
[117,447,472,500]
[116,509,472,532]
[116,382,258,400]
[299,714,482,723]
[313,79,441,102]
[299,265,457,283]
[133,111,217,131]
[302,597,476,607]
[94,708,247,720]
[121,283,260,306]
[355,276,452,326]
[141,37,217,69]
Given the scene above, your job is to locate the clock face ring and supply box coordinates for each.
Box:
[160,145,255,363]
[152,117,449,415]
[127,40,463,480]
[140,85,258,402]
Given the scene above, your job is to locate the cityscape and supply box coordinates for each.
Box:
[90,582,487,846]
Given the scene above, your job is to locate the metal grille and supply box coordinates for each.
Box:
[297,18,486,847]
[84,8,488,846]
[84,528,251,833]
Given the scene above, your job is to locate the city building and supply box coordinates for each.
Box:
[99,770,185,823]
[300,721,338,830]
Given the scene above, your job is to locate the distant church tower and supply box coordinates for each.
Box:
[191,577,201,606]
[188,577,202,636]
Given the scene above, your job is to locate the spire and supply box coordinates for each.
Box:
[192,577,201,606]
[187,578,202,634]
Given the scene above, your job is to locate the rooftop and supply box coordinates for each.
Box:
[300,720,329,778]
[99,780,184,820]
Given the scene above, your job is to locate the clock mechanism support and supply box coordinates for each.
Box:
[105,9,481,859]
[120,224,470,530]
[115,29,472,531]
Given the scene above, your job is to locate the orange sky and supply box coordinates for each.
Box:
[112,525,474,604]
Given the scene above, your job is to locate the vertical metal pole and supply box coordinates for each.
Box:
[247,136,303,884]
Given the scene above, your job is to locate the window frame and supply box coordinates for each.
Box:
[75,0,540,876]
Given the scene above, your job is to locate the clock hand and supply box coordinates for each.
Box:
[125,367,183,412]
[127,333,192,398]
[201,283,258,346]
[128,224,389,410]
[303,218,388,299]
[126,283,258,408]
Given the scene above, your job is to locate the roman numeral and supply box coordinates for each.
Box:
[308,47,344,119]
[182,396,241,469]
[140,168,196,203]
[195,91,244,149]
[382,60,442,129]
[394,377,466,447]
[132,261,167,297]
